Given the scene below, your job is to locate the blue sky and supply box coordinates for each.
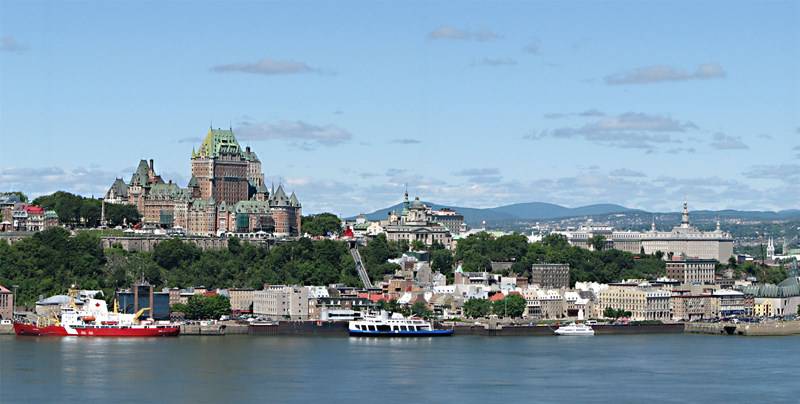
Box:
[1,1,798,216]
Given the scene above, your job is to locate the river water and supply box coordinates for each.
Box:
[1,334,799,403]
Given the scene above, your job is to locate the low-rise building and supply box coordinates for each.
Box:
[713,289,748,317]
[531,263,570,289]
[228,288,255,314]
[0,284,13,320]
[253,285,309,320]
[666,258,717,285]
[599,284,671,321]
[116,282,170,320]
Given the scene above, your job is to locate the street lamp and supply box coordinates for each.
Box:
[12,285,18,318]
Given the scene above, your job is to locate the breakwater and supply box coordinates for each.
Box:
[685,320,800,336]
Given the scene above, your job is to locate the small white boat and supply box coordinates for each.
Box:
[554,322,595,336]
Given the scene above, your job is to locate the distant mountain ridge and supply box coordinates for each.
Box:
[357,201,640,226]
[355,201,800,227]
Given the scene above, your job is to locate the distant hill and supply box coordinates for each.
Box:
[357,201,639,226]
[355,201,800,227]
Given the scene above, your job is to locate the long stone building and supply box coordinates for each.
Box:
[554,202,733,262]
[104,126,302,237]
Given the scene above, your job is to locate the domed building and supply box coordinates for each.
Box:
[384,191,452,248]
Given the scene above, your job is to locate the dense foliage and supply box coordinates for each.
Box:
[0,228,361,306]
[462,295,526,318]
[358,234,405,282]
[603,307,632,319]
[492,294,527,318]
[455,233,666,285]
[301,213,342,237]
[730,260,788,284]
[172,295,231,320]
[32,191,140,227]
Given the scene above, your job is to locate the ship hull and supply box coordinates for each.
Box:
[14,323,180,337]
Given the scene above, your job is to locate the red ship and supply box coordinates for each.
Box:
[14,289,180,337]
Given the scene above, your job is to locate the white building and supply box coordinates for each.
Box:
[253,285,309,320]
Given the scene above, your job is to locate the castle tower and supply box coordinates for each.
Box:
[191,127,249,204]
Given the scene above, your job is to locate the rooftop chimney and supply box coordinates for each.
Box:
[149,159,154,171]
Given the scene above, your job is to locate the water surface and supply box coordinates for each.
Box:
[2,334,798,403]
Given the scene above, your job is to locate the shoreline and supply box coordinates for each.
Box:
[7,320,800,337]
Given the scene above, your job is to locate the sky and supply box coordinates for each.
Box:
[0,1,798,217]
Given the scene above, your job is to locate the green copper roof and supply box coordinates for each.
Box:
[130,160,150,185]
[740,277,800,298]
[187,175,198,188]
[196,128,242,159]
[289,191,301,207]
[234,200,271,214]
[271,185,290,206]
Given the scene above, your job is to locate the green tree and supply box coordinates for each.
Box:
[603,307,632,319]
[492,294,526,318]
[463,298,492,318]
[105,203,141,226]
[411,240,427,251]
[589,235,606,251]
[301,213,342,237]
[184,295,231,320]
[410,300,432,318]
[430,249,454,275]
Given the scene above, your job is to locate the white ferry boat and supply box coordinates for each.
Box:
[349,313,453,337]
[554,322,595,336]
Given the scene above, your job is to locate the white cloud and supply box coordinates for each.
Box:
[390,138,422,145]
[0,36,27,53]
[177,136,201,144]
[605,63,726,85]
[211,58,320,75]
[428,26,499,42]
[710,132,748,150]
[0,166,126,199]
[529,112,698,151]
[471,57,517,67]
[609,168,646,178]
[523,40,540,54]
[235,120,352,149]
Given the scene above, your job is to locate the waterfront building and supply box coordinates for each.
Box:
[253,285,309,320]
[598,284,671,321]
[308,293,373,320]
[104,126,302,237]
[670,284,720,321]
[741,277,800,317]
[531,263,570,289]
[228,288,255,314]
[384,192,453,248]
[0,284,12,320]
[522,288,565,319]
[713,289,748,317]
[116,281,170,320]
[666,258,717,285]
